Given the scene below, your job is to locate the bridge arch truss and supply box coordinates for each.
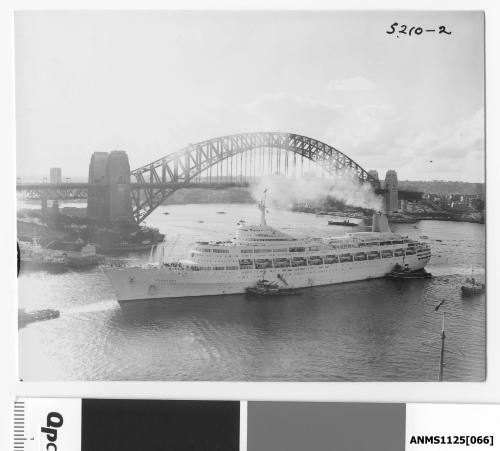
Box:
[131,132,379,223]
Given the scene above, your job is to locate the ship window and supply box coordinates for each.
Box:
[241,249,254,253]
[213,249,229,253]
[324,255,339,264]
[214,266,225,270]
[273,258,290,267]
[226,266,238,270]
[339,254,353,262]
[289,247,305,252]
[291,257,307,267]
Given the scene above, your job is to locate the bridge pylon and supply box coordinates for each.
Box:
[87,151,133,225]
[384,170,399,213]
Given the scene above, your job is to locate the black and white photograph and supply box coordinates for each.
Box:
[16,10,485,381]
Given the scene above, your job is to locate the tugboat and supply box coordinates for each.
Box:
[461,277,485,296]
[246,279,281,295]
[386,263,432,280]
[246,279,302,296]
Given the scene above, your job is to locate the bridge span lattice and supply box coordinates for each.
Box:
[131,132,379,223]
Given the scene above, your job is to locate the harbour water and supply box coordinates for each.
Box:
[18,203,486,381]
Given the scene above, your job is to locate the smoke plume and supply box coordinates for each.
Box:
[250,173,383,211]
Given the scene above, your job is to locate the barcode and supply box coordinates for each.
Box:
[13,400,26,451]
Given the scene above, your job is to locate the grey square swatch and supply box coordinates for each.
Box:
[248,402,405,451]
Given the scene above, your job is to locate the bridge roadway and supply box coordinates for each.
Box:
[16,182,423,200]
[16,182,249,190]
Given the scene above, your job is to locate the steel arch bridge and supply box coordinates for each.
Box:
[131,132,380,223]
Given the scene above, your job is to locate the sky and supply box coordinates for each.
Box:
[15,11,484,182]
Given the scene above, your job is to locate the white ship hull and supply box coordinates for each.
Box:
[105,253,430,303]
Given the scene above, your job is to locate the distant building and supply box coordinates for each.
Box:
[424,192,485,212]
[50,167,62,184]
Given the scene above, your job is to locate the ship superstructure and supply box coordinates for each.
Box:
[104,197,431,303]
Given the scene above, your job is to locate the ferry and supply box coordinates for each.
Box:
[104,195,431,303]
[328,219,358,227]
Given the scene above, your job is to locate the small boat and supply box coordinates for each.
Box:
[216,211,226,215]
[386,264,432,279]
[328,219,358,227]
[461,277,485,296]
[246,279,302,296]
[163,211,170,215]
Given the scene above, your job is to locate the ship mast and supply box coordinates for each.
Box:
[258,189,267,226]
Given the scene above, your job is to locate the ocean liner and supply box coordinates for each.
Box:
[104,196,431,303]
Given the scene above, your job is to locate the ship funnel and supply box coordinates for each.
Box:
[372,212,391,233]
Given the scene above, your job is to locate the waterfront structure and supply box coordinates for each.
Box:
[49,167,62,184]
[104,198,431,303]
[423,193,486,212]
